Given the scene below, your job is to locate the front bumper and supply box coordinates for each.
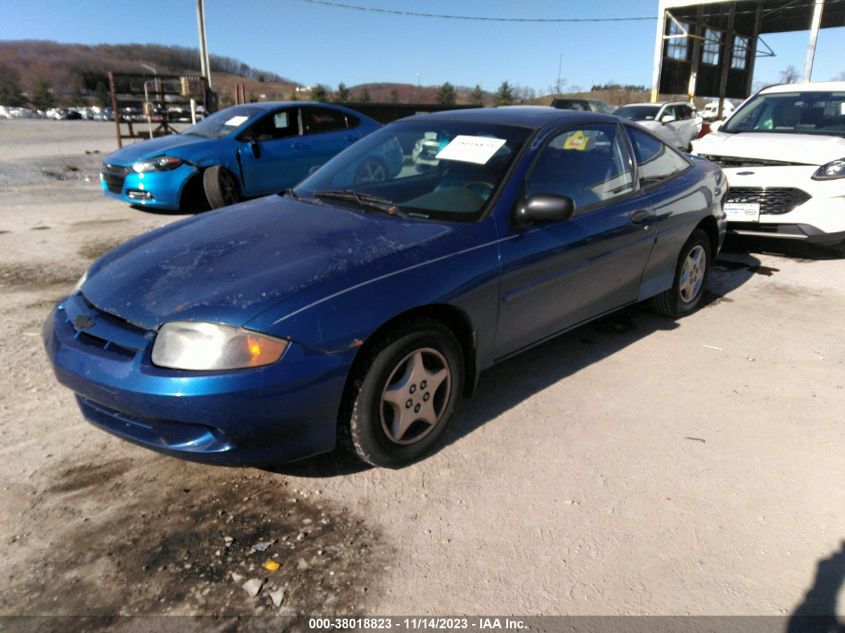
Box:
[100,162,197,210]
[43,294,352,466]
[719,165,845,241]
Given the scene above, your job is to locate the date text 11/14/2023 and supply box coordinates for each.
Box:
[308,617,528,630]
[308,616,528,631]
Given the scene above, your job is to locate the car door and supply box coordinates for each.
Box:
[494,123,657,358]
[674,104,697,148]
[237,107,311,196]
[302,106,361,171]
[624,125,706,300]
[656,105,684,149]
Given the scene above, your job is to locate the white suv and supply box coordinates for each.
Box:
[693,82,845,245]
[614,102,702,151]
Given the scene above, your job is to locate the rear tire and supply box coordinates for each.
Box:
[343,319,463,468]
[650,228,711,317]
[203,165,240,209]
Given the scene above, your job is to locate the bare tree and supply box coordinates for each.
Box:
[779,66,800,84]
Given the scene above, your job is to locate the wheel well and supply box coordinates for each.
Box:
[178,171,210,212]
[696,215,720,260]
[344,304,478,402]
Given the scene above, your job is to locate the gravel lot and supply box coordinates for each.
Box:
[1,120,843,626]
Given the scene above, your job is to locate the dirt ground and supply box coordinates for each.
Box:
[1,120,844,626]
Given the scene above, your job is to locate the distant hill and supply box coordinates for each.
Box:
[0,40,498,109]
[0,40,300,106]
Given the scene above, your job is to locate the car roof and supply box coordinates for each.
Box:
[760,81,845,94]
[401,106,618,129]
[620,102,689,108]
[233,101,342,111]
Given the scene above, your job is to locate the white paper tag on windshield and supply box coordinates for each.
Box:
[435,135,507,164]
[224,115,249,127]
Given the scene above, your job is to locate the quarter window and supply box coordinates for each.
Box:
[526,124,634,211]
[702,29,722,65]
[627,128,689,186]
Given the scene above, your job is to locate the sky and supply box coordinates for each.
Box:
[3,0,844,94]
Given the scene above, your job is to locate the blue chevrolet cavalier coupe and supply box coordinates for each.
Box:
[100,101,385,210]
[47,107,726,468]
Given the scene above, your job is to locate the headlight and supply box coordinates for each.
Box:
[72,269,88,294]
[132,156,184,173]
[151,322,288,371]
[812,158,845,181]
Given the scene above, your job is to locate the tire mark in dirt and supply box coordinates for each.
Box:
[0,263,83,289]
[1,457,390,626]
[78,237,131,260]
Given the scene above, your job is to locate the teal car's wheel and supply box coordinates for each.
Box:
[345,319,463,468]
[203,165,240,209]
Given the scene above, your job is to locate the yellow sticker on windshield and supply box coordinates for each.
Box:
[563,130,589,151]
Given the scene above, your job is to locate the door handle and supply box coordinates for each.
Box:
[344,135,360,142]
[630,210,653,225]
[291,142,307,150]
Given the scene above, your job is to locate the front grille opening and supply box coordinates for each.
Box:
[725,187,811,215]
[74,330,137,360]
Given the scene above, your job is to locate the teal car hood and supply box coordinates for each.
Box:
[104,133,218,165]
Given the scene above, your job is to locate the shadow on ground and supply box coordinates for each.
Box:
[788,541,845,633]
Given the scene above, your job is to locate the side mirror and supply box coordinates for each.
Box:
[512,194,574,227]
[661,114,676,124]
[250,141,261,159]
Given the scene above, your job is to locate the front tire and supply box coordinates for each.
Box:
[203,165,240,209]
[344,320,464,468]
[650,228,711,317]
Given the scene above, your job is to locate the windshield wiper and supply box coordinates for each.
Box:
[314,189,408,218]
[282,188,301,200]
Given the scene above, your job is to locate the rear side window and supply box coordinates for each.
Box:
[526,124,634,211]
[304,107,348,134]
[627,127,689,185]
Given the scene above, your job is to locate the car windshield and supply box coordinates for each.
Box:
[615,105,660,121]
[721,91,845,136]
[181,105,263,139]
[293,120,531,222]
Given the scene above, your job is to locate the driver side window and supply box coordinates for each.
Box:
[247,109,299,142]
[525,124,634,211]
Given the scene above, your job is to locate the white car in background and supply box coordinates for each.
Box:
[693,82,845,245]
[614,102,702,151]
[701,100,735,121]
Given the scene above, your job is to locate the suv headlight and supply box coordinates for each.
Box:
[812,158,845,181]
[151,322,288,371]
[132,156,184,173]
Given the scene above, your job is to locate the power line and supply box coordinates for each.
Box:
[303,0,845,24]
[302,0,656,23]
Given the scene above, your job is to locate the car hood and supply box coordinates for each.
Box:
[82,196,461,331]
[104,134,215,165]
[693,131,845,165]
